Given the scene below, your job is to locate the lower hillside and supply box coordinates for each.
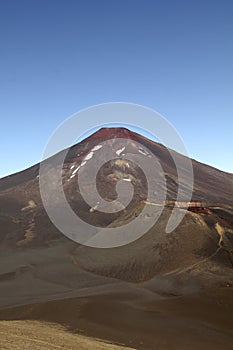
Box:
[0,320,135,350]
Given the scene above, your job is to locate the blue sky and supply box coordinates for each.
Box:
[0,0,232,178]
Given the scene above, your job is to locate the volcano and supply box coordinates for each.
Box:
[0,128,233,350]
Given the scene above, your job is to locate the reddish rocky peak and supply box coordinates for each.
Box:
[87,127,138,141]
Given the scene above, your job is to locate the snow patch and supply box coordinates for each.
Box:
[138,148,149,156]
[84,151,94,161]
[116,146,125,156]
[72,165,81,175]
[92,144,103,151]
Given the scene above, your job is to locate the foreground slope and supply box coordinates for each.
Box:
[0,285,233,350]
[0,320,136,350]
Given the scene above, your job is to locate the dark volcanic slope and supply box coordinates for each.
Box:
[0,127,233,287]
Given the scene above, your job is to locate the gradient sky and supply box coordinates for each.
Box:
[0,0,232,178]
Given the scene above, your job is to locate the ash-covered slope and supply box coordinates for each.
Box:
[0,127,232,288]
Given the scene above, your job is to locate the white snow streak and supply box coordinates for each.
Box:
[138,148,148,156]
[72,165,81,175]
[84,151,94,161]
[91,144,103,151]
[116,146,125,156]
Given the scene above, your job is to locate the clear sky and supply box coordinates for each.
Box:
[0,0,232,178]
